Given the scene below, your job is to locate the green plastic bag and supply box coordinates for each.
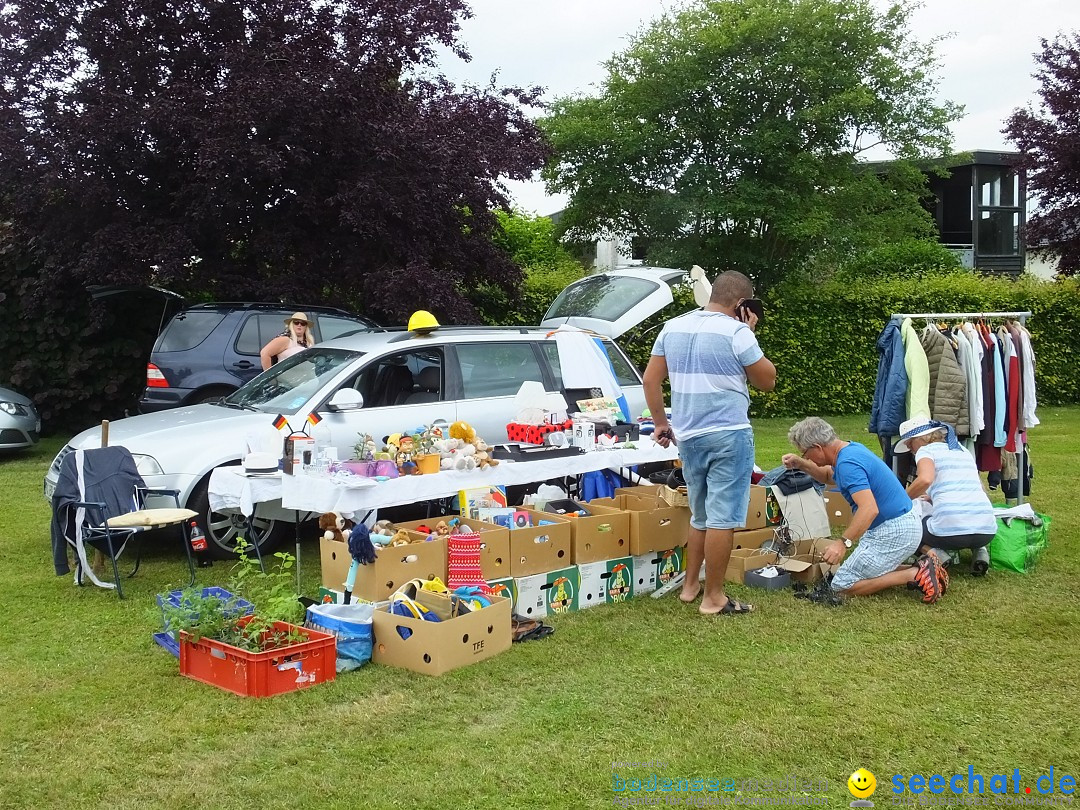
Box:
[989,512,1050,573]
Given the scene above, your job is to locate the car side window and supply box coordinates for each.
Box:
[235,313,289,355]
[351,349,444,407]
[457,342,545,399]
[157,311,225,352]
[540,339,641,389]
[317,315,368,342]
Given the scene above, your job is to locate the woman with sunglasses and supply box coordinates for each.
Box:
[260,312,316,370]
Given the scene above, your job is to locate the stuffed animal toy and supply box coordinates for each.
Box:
[370,519,395,547]
[319,512,347,543]
[390,529,413,547]
[474,438,500,469]
[435,520,451,537]
[449,420,476,444]
[348,523,377,565]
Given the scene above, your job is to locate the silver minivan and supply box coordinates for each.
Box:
[45,267,687,557]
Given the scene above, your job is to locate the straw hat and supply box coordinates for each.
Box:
[893,417,944,453]
[285,312,310,326]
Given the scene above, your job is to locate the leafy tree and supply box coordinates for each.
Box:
[0,0,549,323]
[468,211,586,325]
[540,0,961,289]
[1004,32,1080,277]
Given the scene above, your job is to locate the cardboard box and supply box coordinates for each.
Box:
[631,552,658,594]
[614,484,662,499]
[743,484,769,530]
[725,547,780,584]
[320,536,447,602]
[562,502,631,563]
[591,493,689,555]
[396,515,512,581]
[631,546,685,593]
[577,557,634,608]
[486,577,516,612]
[744,567,791,590]
[372,595,511,676]
[514,566,579,619]
[508,508,572,576]
[823,489,853,529]
[732,527,775,550]
[784,538,840,584]
[725,538,838,585]
[764,485,783,525]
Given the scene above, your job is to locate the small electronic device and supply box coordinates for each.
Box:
[737,298,764,322]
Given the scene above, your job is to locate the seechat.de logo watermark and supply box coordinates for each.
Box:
[890,768,1076,797]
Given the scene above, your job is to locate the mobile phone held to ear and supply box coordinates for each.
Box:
[738,298,764,322]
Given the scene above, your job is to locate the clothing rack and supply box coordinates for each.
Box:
[890,310,1032,507]
[891,311,1031,323]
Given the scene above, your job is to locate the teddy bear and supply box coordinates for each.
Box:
[319,511,347,543]
[449,420,476,444]
[474,438,500,469]
[390,529,414,546]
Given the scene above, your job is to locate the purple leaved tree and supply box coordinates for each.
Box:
[0,0,550,322]
[1004,32,1080,277]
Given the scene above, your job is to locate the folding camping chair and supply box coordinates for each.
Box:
[51,446,198,599]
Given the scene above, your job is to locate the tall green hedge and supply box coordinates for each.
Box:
[751,274,1080,416]
[508,269,1080,417]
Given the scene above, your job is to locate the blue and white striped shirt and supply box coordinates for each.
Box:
[651,310,763,440]
[916,442,997,536]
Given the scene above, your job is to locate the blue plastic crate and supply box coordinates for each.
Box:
[154,587,254,658]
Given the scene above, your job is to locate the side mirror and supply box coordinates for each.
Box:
[327,388,364,412]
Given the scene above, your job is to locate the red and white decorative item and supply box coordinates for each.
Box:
[447,532,486,590]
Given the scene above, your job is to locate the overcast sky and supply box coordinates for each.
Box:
[437,0,1079,216]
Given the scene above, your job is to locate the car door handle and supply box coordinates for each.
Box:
[233,361,255,369]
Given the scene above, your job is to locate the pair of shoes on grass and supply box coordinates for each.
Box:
[511,615,554,642]
[913,554,947,604]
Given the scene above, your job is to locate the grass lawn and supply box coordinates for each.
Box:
[1,411,1077,809]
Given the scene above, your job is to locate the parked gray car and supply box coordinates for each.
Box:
[44,267,687,557]
[0,385,40,450]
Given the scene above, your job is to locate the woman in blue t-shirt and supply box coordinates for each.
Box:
[783,417,946,604]
[894,417,996,576]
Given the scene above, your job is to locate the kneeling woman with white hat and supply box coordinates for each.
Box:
[894,417,996,575]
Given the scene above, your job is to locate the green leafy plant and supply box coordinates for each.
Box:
[158,539,306,654]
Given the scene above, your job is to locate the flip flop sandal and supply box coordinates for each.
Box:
[927,550,951,595]
[705,598,753,616]
[514,621,555,642]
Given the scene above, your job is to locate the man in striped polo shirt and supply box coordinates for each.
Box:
[643,271,776,615]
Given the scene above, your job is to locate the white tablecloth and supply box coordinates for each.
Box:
[208,467,288,517]
[208,441,679,520]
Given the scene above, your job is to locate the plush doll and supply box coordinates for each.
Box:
[370,519,396,547]
[319,512,347,543]
[390,529,413,546]
[435,520,451,537]
[347,523,377,565]
[474,438,500,469]
[449,420,476,444]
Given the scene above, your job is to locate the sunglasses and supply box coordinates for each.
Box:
[291,320,307,326]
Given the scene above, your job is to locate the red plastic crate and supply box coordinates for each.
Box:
[179,618,336,697]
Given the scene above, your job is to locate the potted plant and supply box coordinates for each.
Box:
[413,426,441,474]
[161,540,336,697]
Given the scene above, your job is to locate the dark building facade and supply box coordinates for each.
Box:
[926,150,1026,275]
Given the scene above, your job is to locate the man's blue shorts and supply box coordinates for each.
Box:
[679,428,755,530]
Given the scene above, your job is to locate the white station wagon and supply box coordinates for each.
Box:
[45,267,685,557]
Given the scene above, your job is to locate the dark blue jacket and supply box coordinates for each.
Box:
[868,321,908,436]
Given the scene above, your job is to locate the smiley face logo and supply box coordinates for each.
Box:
[848,769,877,800]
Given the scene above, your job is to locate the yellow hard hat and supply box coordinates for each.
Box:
[408,310,440,333]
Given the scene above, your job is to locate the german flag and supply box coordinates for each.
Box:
[306,412,322,428]
[272,414,289,431]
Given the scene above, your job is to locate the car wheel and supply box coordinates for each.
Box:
[192,387,236,405]
[188,473,286,560]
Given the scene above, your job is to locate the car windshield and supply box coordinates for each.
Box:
[224,348,362,414]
